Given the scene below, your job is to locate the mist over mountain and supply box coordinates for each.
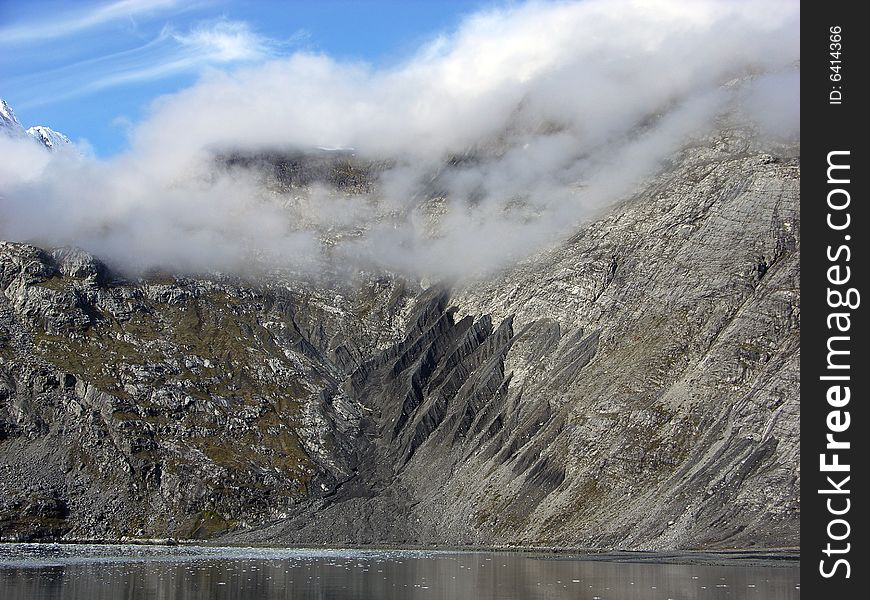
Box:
[1,0,798,280]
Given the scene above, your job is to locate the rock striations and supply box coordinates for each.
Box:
[0,124,799,550]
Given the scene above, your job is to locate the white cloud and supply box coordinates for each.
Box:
[0,0,800,279]
[0,136,52,185]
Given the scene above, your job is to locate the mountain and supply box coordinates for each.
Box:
[0,98,71,151]
[26,126,71,150]
[0,120,799,549]
[0,99,25,136]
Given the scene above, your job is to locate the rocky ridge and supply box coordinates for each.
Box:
[0,124,799,550]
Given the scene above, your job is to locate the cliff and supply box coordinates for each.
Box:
[0,124,799,550]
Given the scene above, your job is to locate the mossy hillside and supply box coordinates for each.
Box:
[185,509,236,539]
[20,274,328,536]
[30,277,317,402]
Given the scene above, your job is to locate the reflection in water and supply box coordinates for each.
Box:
[0,543,799,600]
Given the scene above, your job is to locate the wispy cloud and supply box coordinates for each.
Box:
[172,19,283,62]
[6,19,288,109]
[0,0,181,45]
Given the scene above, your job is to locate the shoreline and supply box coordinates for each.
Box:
[0,539,799,568]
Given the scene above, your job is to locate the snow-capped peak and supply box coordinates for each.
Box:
[1,97,72,151]
[0,98,23,131]
[27,125,71,150]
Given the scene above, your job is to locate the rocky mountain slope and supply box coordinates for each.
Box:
[0,124,799,550]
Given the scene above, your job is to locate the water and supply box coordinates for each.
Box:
[0,543,799,599]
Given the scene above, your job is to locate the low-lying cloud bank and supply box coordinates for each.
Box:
[0,0,799,280]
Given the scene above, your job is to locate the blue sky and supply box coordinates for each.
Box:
[1,0,494,156]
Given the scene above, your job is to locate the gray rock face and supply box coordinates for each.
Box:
[0,125,799,550]
[431,134,799,550]
[0,245,416,541]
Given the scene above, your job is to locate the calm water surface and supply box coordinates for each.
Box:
[0,543,799,599]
